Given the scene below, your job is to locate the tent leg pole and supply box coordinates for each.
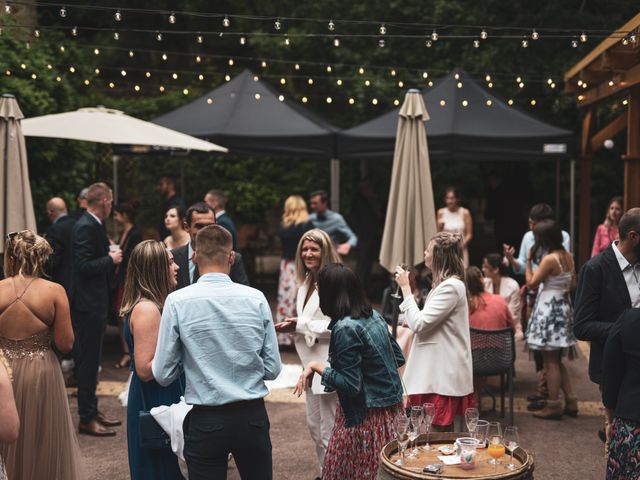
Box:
[555,159,560,220]
[570,159,575,255]
[330,158,340,211]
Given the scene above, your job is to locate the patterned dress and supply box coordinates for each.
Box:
[322,403,403,480]
[607,417,640,480]
[525,254,576,353]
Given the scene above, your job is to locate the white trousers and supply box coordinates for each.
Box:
[305,391,337,469]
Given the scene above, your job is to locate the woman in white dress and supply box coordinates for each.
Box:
[437,187,473,267]
[482,253,523,339]
[525,220,578,420]
[275,229,341,475]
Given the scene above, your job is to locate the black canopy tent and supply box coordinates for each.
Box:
[337,69,573,162]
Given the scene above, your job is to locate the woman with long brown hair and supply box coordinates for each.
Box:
[0,230,82,480]
[396,232,475,429]
[591,196,623,258]
[121,240,183,480]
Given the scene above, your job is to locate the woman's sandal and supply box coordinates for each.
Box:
[114,353,131,369]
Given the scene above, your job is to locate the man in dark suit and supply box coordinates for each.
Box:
[71,182,123,437]
[574,207,640,443]
[44,197,76,297]
[173,202,249,289]
[204,189,238,250]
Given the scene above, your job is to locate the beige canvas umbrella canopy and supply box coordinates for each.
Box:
[379,89,437,272]
[21,106,227,202]
[0,94,37,252]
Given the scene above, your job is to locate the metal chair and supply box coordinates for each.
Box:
[469,327,516,425]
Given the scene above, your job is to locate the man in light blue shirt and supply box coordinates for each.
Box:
[309,189,358,255]
[152,225,281,479]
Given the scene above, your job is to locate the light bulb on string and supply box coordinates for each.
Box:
[398,80,404,88]
[172,73,178,79]
[364,79,371,86]
[280,78,286,85]
[378,38,385,47]
[94,48,100,55]
[423,72,428,79]
[274,18,281,30]
[473,39,480,48]
[487,82,493,87]
[34,29,40,38]
[308,78,313,85]
[333,37,340,47]
[336,79,342,85]
[261,60,267,68]
[454,73,460,80]
[94,68,99,74]
[198,74,204,81]
[156,31,162,41]
[71,26,78,37]
[379,24,386,35]
[225,74,231,81]
[328,20,335,31]
[485,74,491,82]
[326,65,332,73]
[431,30,438,41]
[240,36,246,45]
[630,33,637,44]
[162,53,168,60]
[120,69,126,76]
[128,50,134,57]
[294,63,300,70]
[358,67,365,75]
[228,59,234,66]
[4,3,11,14]
[284,36,290,46]
[572,39,579,48]
[114,32,120,40]
[326,97,332,104]
[531,29,539,40]
[145,71,151,78]
[480,29,488,40]
[168,12,176,24]
[197,34,203,44]
[196,55,201,63]
[59,45,64,52]
[391,69,396,76]
[222,16,230,28]
[114,9,122,22]
[580,32,587,42]
[425,39,432,47]
[522,39,528,48]
[348,98,355,105]
[59,6,66,17]
[278,95,284,102]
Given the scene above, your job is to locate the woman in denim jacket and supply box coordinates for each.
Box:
[295,263,404,480]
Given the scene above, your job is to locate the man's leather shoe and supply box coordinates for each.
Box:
[96,412,122,427]
[79,420,116,437]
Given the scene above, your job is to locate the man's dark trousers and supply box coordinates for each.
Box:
[184,399,272,480]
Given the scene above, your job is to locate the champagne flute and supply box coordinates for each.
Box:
[487,422,505,469]
[391,263,410,299]
[503,426,519,470]
[465,407,479,436]
[408,406,422,457]
[420,403,435,451]
[394,416,410,466]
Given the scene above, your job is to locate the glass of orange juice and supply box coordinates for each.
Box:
[487,422,504,466]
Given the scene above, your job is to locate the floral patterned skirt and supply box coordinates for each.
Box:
[276,259,297,346]
[606,416,640,480]
[322,403,403,480]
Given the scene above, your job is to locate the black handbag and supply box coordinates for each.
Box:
[138,377,184,450]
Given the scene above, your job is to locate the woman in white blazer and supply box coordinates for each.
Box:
[395,232,476,429]
[275,229,341,474]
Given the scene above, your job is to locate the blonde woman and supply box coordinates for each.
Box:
[0,231,83,480]
[395,232,475,429]
[275,229,341,475]
[591,196,623,258]
[276,195,312,346]
[437,187,473,267]
[120,240,183,480]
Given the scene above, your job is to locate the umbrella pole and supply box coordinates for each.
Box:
[330,158,340,211]
[112,154,119,204]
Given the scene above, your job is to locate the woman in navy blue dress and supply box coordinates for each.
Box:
[120,240,183,480]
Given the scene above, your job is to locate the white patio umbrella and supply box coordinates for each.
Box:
[21,106,228,202]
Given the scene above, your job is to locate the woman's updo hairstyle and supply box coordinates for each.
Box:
[3,230,52,278]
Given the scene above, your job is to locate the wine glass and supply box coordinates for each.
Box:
[474,419,490,447]
[394,416,411,466]
[503,426,519,470]
[420,403,435,451]
[391,263,410,299]
[465,407,479,436]
[407,406,422,457]
[487,422,505,469]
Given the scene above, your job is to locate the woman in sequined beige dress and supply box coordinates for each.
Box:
[0,231,84,480]
[0,350,19,480]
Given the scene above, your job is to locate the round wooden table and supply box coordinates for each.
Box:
[378,433,535,479]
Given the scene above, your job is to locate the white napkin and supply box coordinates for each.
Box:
[437,455,461,465]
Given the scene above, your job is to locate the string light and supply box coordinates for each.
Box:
[308,78,313,85]
[571,39,578,48]
[486,99,492,106]
[59,44,65,51]
[278,95,284,101]
[348,98,355,105]
[302,96,308,103]
[222,16,230,28]
[240,36,246,45]
[393,99,400,106]
[183,88,189,95]
[480,29,488,40]
[4,3,11,14]
[328,20,335,31]
[425,40,432,48]
[457,81,463,88]
[94,68,99,74]
[454,73,460,79]
[34,29,40,38]
[207,97,213,104]
[254,93,261,100]
[391,69,397,76]
[59,6,66,18]
[195,55,201,63]
[336,79,342,85]
[423,72,428,79]
[128,49,134,57]
[161,53,167,60]
[431,30,438,41]
[379,24,387,35]
[326,97,332,104]
[172,72,178,79]
[521,39,528,48]
[120,69,126,76]
[608,80,614,86]
[580,32,587,42]
[358,67,365,75]
[531,29,539,40]
[159,86,165,92]
[462,100,469,107]
[622,36,629,46]
[108,82,114,88]
[261,60,267,68]
[508,99,514,105]
[134,85,140,92]
[156,31,162,41]
[485,74,491,82]
[473,39,480,48]
[487,82,493,87]
[439,100,446,106]
[333,37,340,47]
[114,9,122,22]
[284,36,290,46]
[197,34,203,43]
[113,32,120,40]
[274,18,282,30]
[378,38,385,47]
[398,80,404,88]
[326,65,332,73]
[364,79,371,86]
[519,82,525,88]
[69,66,75,73]
[228,59,234,66]
[280,77,286,84]
[31,73,37,80]
[372,98,378,105]
[94,47,99,55]
[225,74,231,81]
[168,12,176,24]
[295,63,300,70]
[253,75,259,81]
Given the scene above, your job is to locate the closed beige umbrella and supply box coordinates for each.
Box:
[379,89,437,272]
[0,94,36,252]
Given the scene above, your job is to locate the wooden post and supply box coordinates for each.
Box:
[623,86,640,209]
[578,109,593,266]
